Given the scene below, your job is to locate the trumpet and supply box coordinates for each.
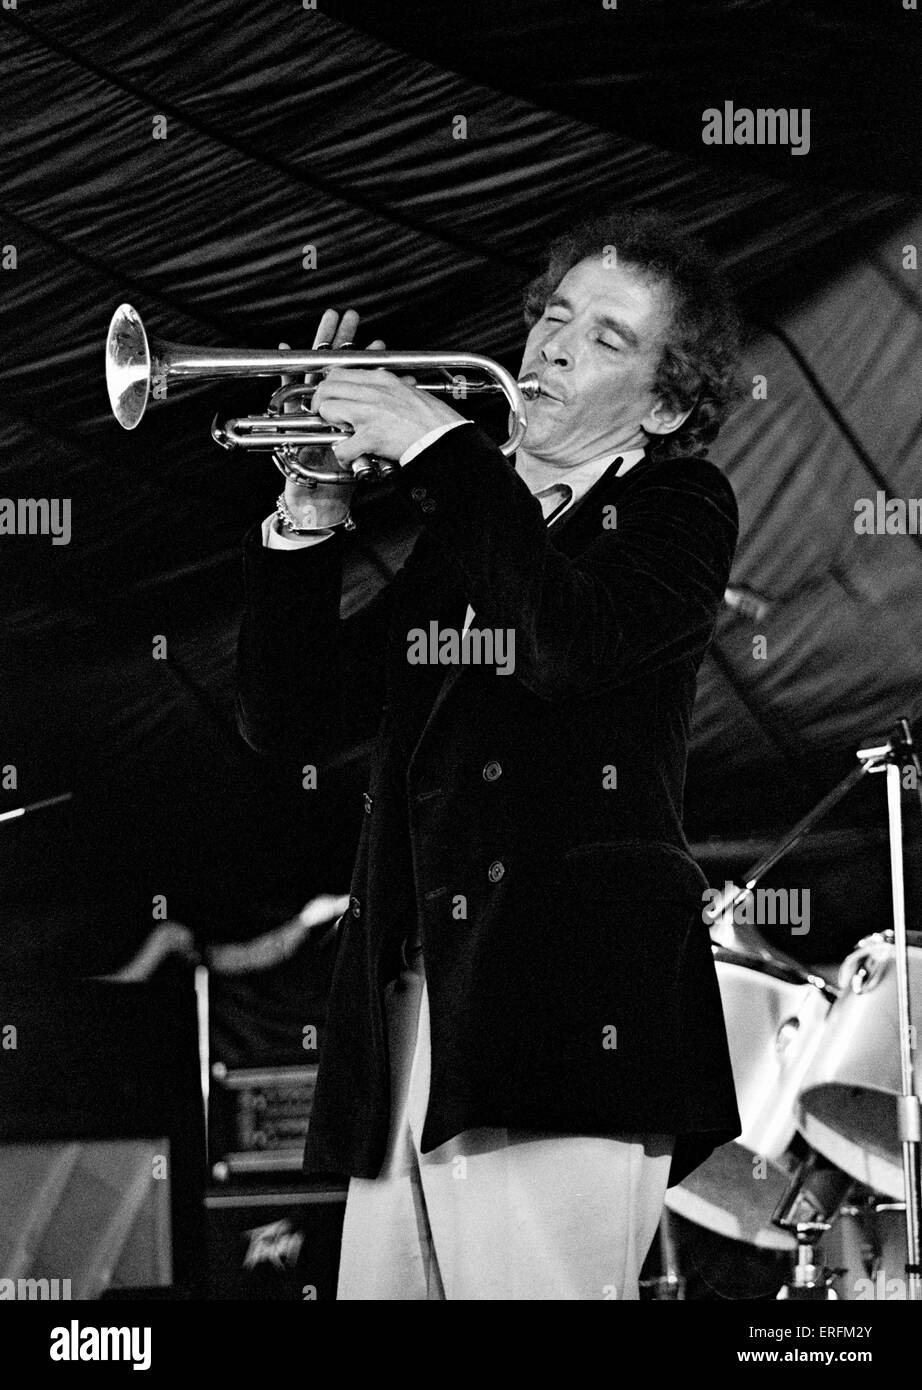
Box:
[106,304,541,483]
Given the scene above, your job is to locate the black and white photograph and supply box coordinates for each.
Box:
[1,0,921,1359]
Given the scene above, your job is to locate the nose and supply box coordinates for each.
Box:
[540,327,575,372]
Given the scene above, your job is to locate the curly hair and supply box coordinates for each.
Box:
[523,210,745,460]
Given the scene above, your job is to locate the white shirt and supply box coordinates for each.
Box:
[262,421,645,552]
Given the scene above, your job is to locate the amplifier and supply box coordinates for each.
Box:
[209,1064,318,1181]
[205,1183,347,1300]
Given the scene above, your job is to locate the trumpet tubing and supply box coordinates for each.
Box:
[106,304,540,478]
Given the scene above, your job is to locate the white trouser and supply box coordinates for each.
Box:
[336,957,673,1300]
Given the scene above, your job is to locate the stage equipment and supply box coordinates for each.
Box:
[0,978,205,1298]
[772,1152,853,1300]
[698,718,922,1300]
[209,1064,318,1182]
[798,932,922,1204]
[665,948,834,1249]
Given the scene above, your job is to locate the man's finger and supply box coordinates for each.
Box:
[332,308,361,350]
[301,308,343,404]
[278,341,293,389]
[319,367,403,390]
[277,314,385,415]
[330,432,375,469]
[313,394,362,429]
[359,340,413,384]
[311,308,341,351]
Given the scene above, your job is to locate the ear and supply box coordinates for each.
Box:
[641,398,694,438]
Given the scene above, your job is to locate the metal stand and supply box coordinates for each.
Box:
[0,790,72,825]
[703,759,873,979]
[857,720,922,1301]
[641,1208,686,1300]
[773,1152,851,1299]
[776,1226,839,1300]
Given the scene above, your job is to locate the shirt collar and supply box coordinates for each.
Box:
[520,445,648,524]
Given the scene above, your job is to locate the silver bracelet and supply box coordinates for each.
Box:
[275,493,354,534]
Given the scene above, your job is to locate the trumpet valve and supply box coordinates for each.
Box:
[210,415,233,450]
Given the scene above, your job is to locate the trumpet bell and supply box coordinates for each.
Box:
[106,304,153,430]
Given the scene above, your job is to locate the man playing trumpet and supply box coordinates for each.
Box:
[237,209,743,1300]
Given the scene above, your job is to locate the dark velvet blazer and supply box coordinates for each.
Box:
[236,423,742,1187]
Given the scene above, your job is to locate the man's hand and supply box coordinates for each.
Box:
[311,367,468,467]
[277,308,385,530]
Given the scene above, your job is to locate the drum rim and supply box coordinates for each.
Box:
[712,945,834,994]
[852,928,922,952]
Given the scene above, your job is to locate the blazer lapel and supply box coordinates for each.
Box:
[408,448,653,759]
[548,448,652,557]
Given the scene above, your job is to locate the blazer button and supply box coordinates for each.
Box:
[410,487,427,502]
[363,792,374,815]
[349,895,362,919]
[482,760,502,783]
[420,498,437,514]
[487,860,505,884]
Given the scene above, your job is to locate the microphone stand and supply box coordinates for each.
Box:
[0,791,73,825]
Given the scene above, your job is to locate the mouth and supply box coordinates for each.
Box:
[532,381,565,404]
[521,364,566,404]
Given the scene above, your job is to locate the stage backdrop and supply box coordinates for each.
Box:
[1,2,920,978]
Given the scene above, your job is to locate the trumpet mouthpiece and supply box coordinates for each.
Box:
[517,372,541,401]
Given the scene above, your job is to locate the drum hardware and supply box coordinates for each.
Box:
[835,1197,879,1291]
[699,719,922,1298]
[798,924,922,1212]
[776,1225,841,1300]
[797,932,922,1205]
[856,720,922,1300]
[701,747,873,985]
[837,1195,907,1221]
[823,1192,914,1299]
[771,1152,852,1299]
[640,1209,686,1300]
[639,1273,685,1301]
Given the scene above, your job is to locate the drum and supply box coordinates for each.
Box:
[797,931,922,1201]
[823,1198,913,1300]
[665,948,833,1249]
